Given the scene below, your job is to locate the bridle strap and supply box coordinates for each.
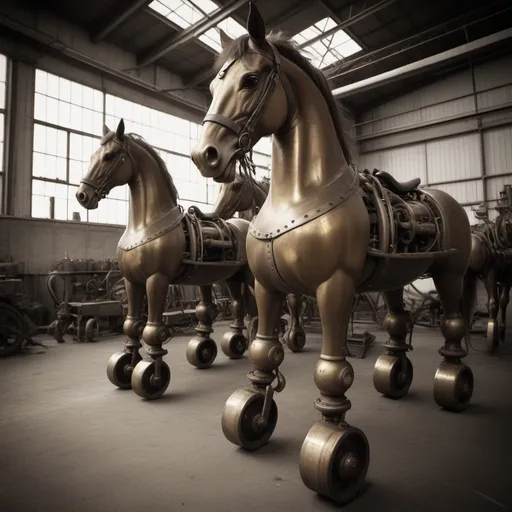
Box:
[80,137,132,200]
[202,43,283,157]
[203,114,242,136]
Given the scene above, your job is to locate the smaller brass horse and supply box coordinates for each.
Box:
[212,171,307,352]
[463,187,512,352]
[76,120,256,400]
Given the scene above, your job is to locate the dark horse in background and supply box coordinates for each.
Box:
[206,170,307,352]
[463,185,512,353]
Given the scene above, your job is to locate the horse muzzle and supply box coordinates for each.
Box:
[191,138,238,183]
[76,183,99,210]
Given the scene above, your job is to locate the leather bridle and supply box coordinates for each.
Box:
[80,135,132,201]
[202,42,283,177]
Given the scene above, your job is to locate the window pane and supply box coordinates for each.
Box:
[35,69,47,95]
[47,73,60,99]
[59,77,71,103]
[32,191,50,219]
[34,93,47,122]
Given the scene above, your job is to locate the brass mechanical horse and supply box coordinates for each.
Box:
[191,4,474,505]
[210,170,307,352]
[76,121,256,400]
[463,185,512,353]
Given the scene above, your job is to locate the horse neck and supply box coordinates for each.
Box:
[243,180,269,220]
[127,145,177,230]
[270,59,348,206]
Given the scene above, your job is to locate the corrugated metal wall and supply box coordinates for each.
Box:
[357,53,512,226]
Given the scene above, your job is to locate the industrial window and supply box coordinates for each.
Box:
[149,0,246,53]
[293,17,362,69]
[0,53,6,211]
[105,93,222,212]
[32,70,129,225]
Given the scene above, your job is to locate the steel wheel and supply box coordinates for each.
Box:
[486,320,498,353]
[373,354,413,399]
[433,361,474,412]
[283,328,306,353]
[106,351,141,389]
[221,388,278,451]
[85,318,99,342]
[300,421,369,505]
[131,359,171,400]
[221,332,247,359]
[186,337,217,369]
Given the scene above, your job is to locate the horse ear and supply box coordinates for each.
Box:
[116,119,125,139]
[103,124,110,136]
[219,29,233,50]
[247,2,266,46]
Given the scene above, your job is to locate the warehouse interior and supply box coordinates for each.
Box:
[1,0,511,510]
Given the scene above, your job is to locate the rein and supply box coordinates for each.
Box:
[80,136,132,200]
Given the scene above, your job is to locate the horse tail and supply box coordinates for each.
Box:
[460,267,478,352]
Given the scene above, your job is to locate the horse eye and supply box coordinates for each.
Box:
[242,74,259,89]
[104,152,115,161]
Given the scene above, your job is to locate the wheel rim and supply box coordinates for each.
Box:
[289,330,306,350]
[390,358,412,392]
[239,395,278,446]
[456,367,474,404]
[331,432,368,497]
[115,354,137,386]
[197,339,217,365]
[141,363,170,397]
[231,335,246,356]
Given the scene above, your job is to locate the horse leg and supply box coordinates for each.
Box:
[131,274,172,400]
[373,288,413,399]
[498,280,511,345]
[282,294,307,352]
[186,285,219,369]
[220,276,250,359]
[432,271,474,411]
[222,280,285,451]
[106,279,145,389]
[483,268,499,353]
[300,271,369,505]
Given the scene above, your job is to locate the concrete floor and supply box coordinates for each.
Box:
[1,319,512,512]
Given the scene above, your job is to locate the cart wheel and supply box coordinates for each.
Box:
[85,318,99,342]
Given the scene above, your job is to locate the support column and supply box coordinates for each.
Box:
[4,58,35,217]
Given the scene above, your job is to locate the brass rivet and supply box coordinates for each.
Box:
[291,220,295,223]
[329,202,333,206]
[277,229,280,233]
[317,208,320,212]
[284,225,288,228]
[304,214,308,218]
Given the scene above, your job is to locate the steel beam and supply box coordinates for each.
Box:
[137,0,248,68]
[0,13,207,115]
[91,0,152,43]
[333,27,512,98]
[315,0,368,52]
[299,0,399,50]
[184,0,307,87]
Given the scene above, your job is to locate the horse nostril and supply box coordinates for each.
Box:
[77,191,87,203]
[204,146,219,167]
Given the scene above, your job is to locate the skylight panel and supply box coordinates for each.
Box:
[149,0,246,53]
[293,17,362,69]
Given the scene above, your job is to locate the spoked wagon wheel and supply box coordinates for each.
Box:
[0,301,27,357]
